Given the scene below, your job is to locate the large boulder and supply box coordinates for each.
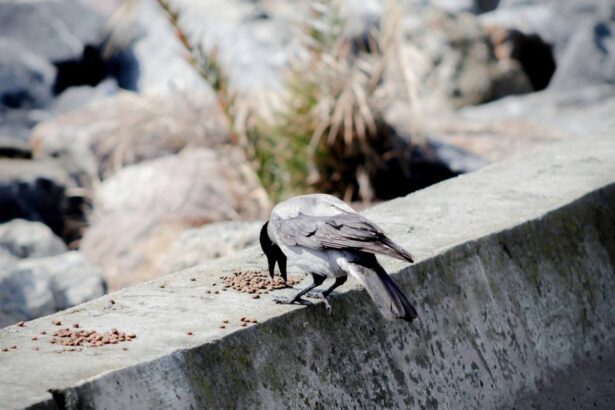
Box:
[160,220,262,274]
[0,251,106,328]
[0,219,67,260]
[479,0,614,89]
[80,148,271,290]
[0,0,105,63]
[30,92,231,187]
[405,8,532,109]
[0,39,56,110]
[549,21,615,90]
[0,39,56,148]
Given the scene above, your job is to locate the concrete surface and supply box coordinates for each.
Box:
[1,132,614,409]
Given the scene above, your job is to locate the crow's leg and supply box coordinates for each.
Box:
[273,274,325,306]
[305,276,348,314]
[306,276,348,298]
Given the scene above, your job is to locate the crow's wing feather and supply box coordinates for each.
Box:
[273,211,414,262]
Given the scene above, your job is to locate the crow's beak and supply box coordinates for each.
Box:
[260,221,287,281]
[267,253,277,279]
[267,246,287,281]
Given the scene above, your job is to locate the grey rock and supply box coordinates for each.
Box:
[425,137,489,173]
[0,219,67,261]
[406,8,531,109]
[132,0,210,93]
[0,39,56,110]
[0,0,105,62]
[0,251,106,327]
[460,84,615,136]
[160,221,262,273]
[80,148,271,290]
[51,80,119,115]
[549,21,615,90]
[480,0,615,62]
[30,92,232,188]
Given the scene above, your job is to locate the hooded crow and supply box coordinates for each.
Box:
[260,194,417,321]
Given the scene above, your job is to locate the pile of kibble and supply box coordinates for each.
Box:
[220,270,301,295]
[0,320,138,352]
[48,325,136,347]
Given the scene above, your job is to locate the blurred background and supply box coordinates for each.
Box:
[1,0,614,327]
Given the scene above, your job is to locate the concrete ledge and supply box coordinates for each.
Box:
[1,133,614,409]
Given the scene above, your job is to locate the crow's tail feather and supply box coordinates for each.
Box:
[346,255,417,322]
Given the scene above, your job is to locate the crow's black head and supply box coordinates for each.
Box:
[259,221,287,281]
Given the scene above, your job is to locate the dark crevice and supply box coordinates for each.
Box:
[508,30,557,91]
[48,389,67,410]
[53,43,140,95]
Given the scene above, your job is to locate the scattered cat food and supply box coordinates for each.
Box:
[16,321,25,327]
[51,320,61,326]
[220,271,301,295]
[45,327,136,348]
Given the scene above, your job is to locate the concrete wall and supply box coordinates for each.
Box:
[1,132,614,409]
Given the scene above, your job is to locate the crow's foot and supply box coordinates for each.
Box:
[273,296,313,306]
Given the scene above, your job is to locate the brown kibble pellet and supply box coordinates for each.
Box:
[186,331,193,336]
[109,299,116,305]
[214,291,219,294]
[206,290,211,294]
[159,284,165,288]
[52,320,61,326]
[240,322,247,327]
[122,347,128,351]
[33,347,40,351]
[219,325,226,329]
[2,348,8,352]
[16,321,25,327]
[32,336,38,341]
[10,345,16,349]
[222,320,229,324]
[252,295,260,299]
[73,323,80,328]
[190,278,196,281]
[40,330,46,335]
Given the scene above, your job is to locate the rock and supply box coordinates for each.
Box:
[549,21,615,90]
[0,158,84,242]
[0,219,67,260]
[460,85,615,137]
[51,81,118,115]
[405,8,532,109]
[160,221,262,273]
[0,251,106,327]
[0,0,105,63]
[132,0,210,93]
[80,148,271,289]
[30,92,231,187]
[425,0,500,14]
[0,39,56,110]
[479,0,615,63]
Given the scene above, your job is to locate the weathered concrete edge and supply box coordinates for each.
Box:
[42,182,615,409]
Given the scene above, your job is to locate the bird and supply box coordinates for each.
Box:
[259,193,417,321]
